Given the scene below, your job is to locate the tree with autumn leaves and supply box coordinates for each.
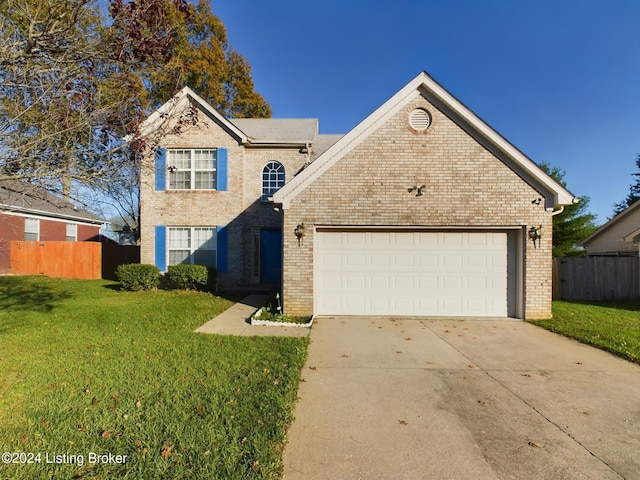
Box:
[0,0,270,234]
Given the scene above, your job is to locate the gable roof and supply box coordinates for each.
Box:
[0,181,105,225]
[273,71,575,210]
[140,87,320,147]
[580,200,640,247]
[138,86,249,144]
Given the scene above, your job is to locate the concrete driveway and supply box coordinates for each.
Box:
[283,316,640,479]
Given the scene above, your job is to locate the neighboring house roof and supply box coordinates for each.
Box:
[0,181,105,225]
[580,200,640,253]
[273,71,575,210]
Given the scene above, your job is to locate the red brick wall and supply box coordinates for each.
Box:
[40,219,66,241]
[78,224,101,241]
[0,214,102,272]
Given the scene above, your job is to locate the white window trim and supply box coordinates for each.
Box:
[25,217,39,241]
[262,161,285,199]
[66,223,78,242]
[167,226,217,267]
[167,149,217,190]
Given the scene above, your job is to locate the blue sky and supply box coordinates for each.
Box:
[213,0,640,224]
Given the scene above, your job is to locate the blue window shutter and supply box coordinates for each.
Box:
[217,148,228,191]
[155,226,167,271]
[216,226,228,272]
[155,148,167,191]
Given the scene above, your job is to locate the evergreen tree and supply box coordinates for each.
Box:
[613,153,640,215]
[538,163,599,257]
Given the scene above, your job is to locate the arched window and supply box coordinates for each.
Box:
[262,161,285,198]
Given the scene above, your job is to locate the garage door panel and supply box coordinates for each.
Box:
[371,297,391,310]
[370,276,390,289]
[319,252,342,266]
[371,232,392,246]
[467,276,489,289]
[393,298,416,314]
[394,276,414,289]
[321,231,343,245]
[347,232,367,244]
[443,276,463,289]
[371,254,390,267]
[418,254,438,267]
[417,297,439,311]
[394,254,414,267]
[347,254,366,266]
[467,255,488,267]
[316,230,509,316]
[345,275,366,289]
[443,255,463,267]
[419,276,438,289]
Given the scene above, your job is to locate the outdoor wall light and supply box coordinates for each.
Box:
[408,185,426,197]
[528,225,542,248]
[294,223,305,246]
[167,165,177,173]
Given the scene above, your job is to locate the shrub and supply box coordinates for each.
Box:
[116,264,161,291]
[167,264,210,290]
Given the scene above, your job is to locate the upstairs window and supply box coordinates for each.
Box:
[25,217,39,241]
[262,161,285,198]
[168,149,217,190]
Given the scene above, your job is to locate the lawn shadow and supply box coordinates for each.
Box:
[0,276,73,312]
[102,282,123,292]
[564,300,640,312]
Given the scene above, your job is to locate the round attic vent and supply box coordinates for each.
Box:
[409,108,432,132]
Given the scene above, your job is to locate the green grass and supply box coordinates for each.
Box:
[0,276,308,479]
[529,301,640,364]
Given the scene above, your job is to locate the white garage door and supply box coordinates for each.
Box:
[315,230,508,316]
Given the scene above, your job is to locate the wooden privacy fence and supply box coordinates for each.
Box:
[553,257,639,301]
[10,241,101,279]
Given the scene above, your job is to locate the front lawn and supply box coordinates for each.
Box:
[0,276,308,479]
[529,301,640,364]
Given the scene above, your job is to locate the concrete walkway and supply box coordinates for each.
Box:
[195,294,310,337]
[283,316,640,479]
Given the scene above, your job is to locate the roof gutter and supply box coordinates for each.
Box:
[243,139,312,148]
[551,196,580,216]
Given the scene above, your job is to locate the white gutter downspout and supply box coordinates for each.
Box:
[551,196,579,216]
[301,142,312,168]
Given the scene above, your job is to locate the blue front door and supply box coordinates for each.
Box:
[260,229,282,284]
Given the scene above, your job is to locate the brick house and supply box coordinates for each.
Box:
[141,72,574,319]
[0,182,105,272]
